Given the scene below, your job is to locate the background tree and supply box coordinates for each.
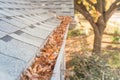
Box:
[74,0,120,54]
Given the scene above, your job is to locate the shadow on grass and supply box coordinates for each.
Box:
[104,32,120,36]
[105,45,120,51]
[102,41,120,44]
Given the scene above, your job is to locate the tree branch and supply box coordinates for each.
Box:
[102,0,106,22]
[96,0,106,34]
[86,0,96,7]
[74,0,96,28]
[74,0,100,35]
[106,0,120,22]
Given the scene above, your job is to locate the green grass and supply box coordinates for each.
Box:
[103,51,120,68]
[68,29,85,37]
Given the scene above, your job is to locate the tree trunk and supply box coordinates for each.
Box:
[93,33,102,54]
[92,24,104,54]
[92,18,106,54]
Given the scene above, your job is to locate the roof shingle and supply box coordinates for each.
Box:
[0,0,74,79]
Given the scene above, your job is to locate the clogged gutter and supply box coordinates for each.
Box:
[21,16,72,80]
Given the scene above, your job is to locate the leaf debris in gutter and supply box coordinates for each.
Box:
[21,16,72,80]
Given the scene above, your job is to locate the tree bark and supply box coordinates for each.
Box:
[93,32,102,54]
[89,13,106,54]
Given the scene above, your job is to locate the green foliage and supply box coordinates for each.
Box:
[68,53,120,80]
[112,29,120,43]
[68,29,85,37]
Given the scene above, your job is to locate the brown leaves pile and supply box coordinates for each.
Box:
[21,16,72,80]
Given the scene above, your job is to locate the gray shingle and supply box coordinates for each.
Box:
[0,53,26,80]
[38,0,74,16]
[0,31,7,38]
[22,27,51,39]
[0,35,13,42]
[2,18,28,28]
[14,16,37,25]
[0,38,38,62]
[35,23,54,31]
[0,10,14,16]
[0,0,73,79]
[4,9,23,15]
[0,20,20,33]
[9,31,44,47]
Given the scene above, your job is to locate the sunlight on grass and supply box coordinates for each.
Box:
[103,50,120,68]
[106,21,120,34]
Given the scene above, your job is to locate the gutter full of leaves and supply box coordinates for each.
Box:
[20,16,72,80]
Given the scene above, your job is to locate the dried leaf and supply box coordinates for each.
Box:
[21,16,72,80]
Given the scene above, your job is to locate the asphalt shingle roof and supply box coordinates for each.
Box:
[0,0,74,80]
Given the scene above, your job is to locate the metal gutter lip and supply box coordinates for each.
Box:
[51,24,70,80]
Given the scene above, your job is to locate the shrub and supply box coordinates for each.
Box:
[68,53,120,80]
